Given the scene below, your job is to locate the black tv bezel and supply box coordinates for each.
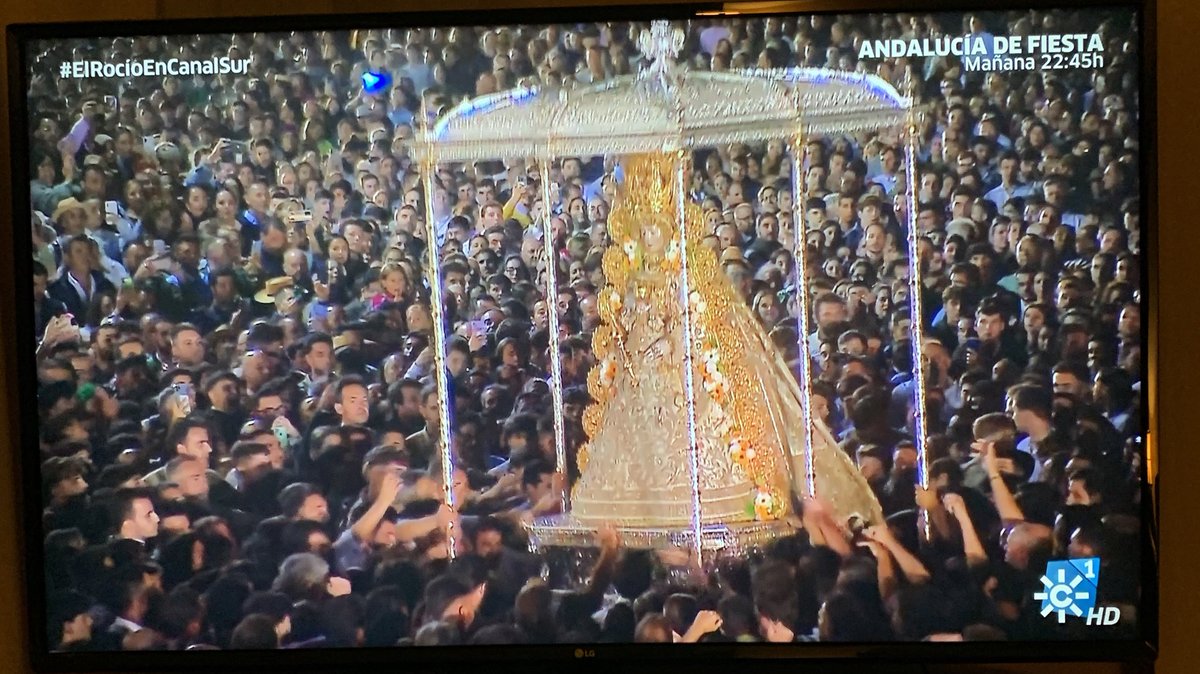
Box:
[5,0,1158,670]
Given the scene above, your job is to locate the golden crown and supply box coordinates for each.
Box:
[606,152,681,247]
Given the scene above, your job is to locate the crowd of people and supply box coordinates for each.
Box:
[30,8,1144,652]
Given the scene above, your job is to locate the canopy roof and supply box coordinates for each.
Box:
[415,67,910,162]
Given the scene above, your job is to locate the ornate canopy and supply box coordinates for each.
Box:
[415,68,909,161]
[414,22,910,162]
[417,21,921,557]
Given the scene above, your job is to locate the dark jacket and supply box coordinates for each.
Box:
[46,271,115,324]
[34,294,68,341]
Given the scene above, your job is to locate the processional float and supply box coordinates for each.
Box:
[414,20,927,562]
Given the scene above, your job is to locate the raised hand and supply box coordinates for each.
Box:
[61,149,77,182]
[493,471,521,494]
[862,525,896,547]
[914,484,940,510]
[414,346,435,369]
[435,502,458,528]
[312,276,331,302]
[981,441,1015,478]
[683,610,722,641]
[596,522,619,552]
[243,253,262,276]
[271,415,299,439]
[856,539,886,559]
[803,495,837,522]
[377,471,403,505]
[204,139,225,166]
[994,458,1017,476]
[941,492,967,519]
[326,576,352,597]
[41,314,69,347]
[468,332,488,353]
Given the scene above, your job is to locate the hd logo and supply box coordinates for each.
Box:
[1033,557,1121,625]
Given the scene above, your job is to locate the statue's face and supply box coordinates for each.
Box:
[640,223,665,253]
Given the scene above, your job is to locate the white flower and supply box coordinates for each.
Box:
[598,359,617,387]
[755,491,773,509]
[623,241,637,260]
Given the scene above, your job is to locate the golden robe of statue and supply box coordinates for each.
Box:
[572,153,883,530]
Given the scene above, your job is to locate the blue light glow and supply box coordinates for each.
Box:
[361,70,391,95]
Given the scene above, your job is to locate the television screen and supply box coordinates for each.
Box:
[11,0,1154,667]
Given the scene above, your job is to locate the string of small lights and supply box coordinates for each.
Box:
[790,100,817,500]
[419,100,456,558]
[539,144,569,513]
[903,74,932,538]
[675,148,706,565]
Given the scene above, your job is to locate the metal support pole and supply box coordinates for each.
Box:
[419,100,455,557]
[675,149,705,564]
[789,130,817,498]
[537,153,569,513]
[903,79,932,538]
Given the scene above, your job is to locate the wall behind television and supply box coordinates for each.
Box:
[0,1,1192,672]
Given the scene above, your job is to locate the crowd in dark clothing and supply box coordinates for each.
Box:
[30,8,1143,652]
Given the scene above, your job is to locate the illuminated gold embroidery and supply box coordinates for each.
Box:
[574,152,884,528]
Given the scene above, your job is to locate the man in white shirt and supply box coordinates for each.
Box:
[1042,175,1085,229]
[984,151,1034,210]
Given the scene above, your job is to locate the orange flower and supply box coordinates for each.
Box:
[753,491,775,521]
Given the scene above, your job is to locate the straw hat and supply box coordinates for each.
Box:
[52,197,87,222]
[719,246,745,265]
[208,325,235,344]
[332,334,353,352]
[254,276,294,304]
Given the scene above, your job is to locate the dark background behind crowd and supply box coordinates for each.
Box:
[26,8,1144,652]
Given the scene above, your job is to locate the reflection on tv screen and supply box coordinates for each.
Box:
[23,4,1145,655]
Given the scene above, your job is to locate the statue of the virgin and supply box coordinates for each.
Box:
[571,152,883,530]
